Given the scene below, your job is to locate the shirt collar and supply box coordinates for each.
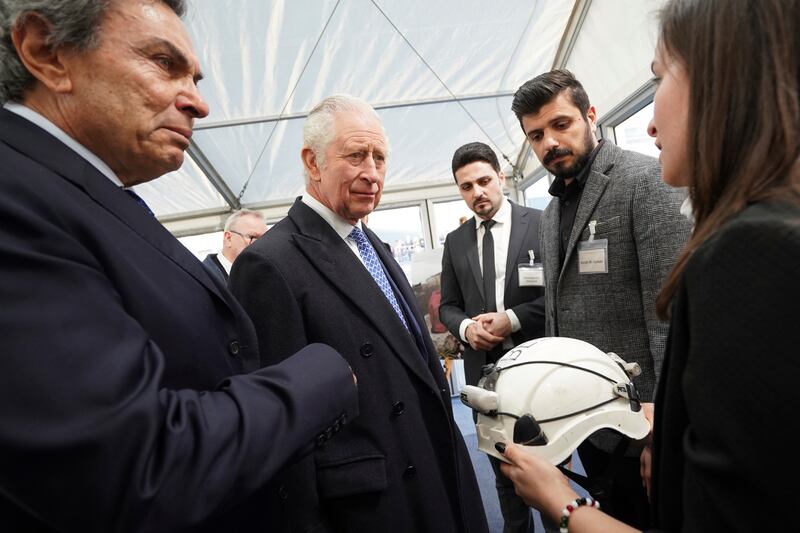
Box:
[3,101,124,187]
[474,196,511,229]
[217,252,234,275]
[548,139,604,199]
[301,193,363,240]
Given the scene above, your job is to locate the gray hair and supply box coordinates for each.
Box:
[223,209,264,232]
[0,0,186,104]
[302,94,389,177]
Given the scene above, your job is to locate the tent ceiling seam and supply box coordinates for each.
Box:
[193,91,517,131]
[370,0,515,170]
[186,141,239,209]
[515,0,591,181]
[495,0,540,165]
[237,0,343,203]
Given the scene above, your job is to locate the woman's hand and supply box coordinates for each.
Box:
[496,442,578,522]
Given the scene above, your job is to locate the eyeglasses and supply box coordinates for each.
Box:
[229,230,262,244]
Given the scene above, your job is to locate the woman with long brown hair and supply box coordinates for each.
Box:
[496,0,800,531]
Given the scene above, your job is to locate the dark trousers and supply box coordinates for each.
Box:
[576,440,651,529]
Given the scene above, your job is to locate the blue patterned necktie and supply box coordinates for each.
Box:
[124,188,154,217]
[348,226,409,330]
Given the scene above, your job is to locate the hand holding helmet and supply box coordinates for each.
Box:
[460,336,650,466]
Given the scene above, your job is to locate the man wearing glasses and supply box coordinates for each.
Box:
[203,209,268,283]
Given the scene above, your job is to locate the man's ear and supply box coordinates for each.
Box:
[301,147,321,182]
[11,13,73,94]
[586,105,598,132]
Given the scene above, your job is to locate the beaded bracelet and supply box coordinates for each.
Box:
[559,496,600,533]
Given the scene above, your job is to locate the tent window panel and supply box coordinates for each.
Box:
[613,102,658,158]
[432,199,475,248]
[366,205,425,283]
[523,175,552,211]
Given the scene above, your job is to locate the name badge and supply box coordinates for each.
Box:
[577,220,609,274]
[518,249,544,286]
[518,264,544,286]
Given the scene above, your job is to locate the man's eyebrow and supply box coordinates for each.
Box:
[525,114,572,137]
[142,38,205,83]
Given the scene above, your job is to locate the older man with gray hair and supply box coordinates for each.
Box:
[230,94,489,533]
[202,209,267,283]
[0,1,358,531]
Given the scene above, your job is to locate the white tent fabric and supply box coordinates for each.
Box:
[133,0,665,233]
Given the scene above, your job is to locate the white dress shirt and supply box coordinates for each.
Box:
[217,252,234,275]
[458,198,521,349]
[301,194,366,265]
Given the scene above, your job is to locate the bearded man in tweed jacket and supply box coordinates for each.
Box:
[511,70,691,530]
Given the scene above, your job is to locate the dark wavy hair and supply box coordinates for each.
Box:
[511,69,591,128]
[655,0,800,317]
[451,142,501,181]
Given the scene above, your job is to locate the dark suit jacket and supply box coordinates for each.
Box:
[202,252,229,283]
[230,199,489,533]
[650,201,800,532]
[439,201,546,386]
[0,108,358,533]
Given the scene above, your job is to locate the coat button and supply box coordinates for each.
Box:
[390,401,405,417]
[403,465,417,479]
[228,340,240,356]
[360,342,374,357]
[278,485,288,500]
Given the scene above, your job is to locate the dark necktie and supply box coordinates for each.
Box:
[481,219,497,312]
[124,188,154,217]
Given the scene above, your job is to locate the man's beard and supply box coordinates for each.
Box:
[472,197,495,217]
[543,123,595,180]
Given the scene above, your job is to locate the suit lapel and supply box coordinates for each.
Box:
[463,220,485,301]
[504,202,528,292]
[287,202,438,390]
[560,142,618,280]
[0,109,227,305]
[561,172,609,277]
[542,200,561,296]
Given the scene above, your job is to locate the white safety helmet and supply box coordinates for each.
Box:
[460,337,650,465]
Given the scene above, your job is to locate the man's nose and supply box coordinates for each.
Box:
[542,131,559,153]
[647,118,657,138]
[177,82,210,119]
[360,155,381,181]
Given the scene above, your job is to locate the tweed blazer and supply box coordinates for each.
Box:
[540,140,691,453]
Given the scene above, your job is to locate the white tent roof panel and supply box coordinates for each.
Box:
[131,0,665,229]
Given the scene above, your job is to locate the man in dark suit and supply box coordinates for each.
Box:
[439,142,547,533]
[230,94,489,533]
[0,2,358,531]
[202,209,267,283]
[511,69,691,529]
